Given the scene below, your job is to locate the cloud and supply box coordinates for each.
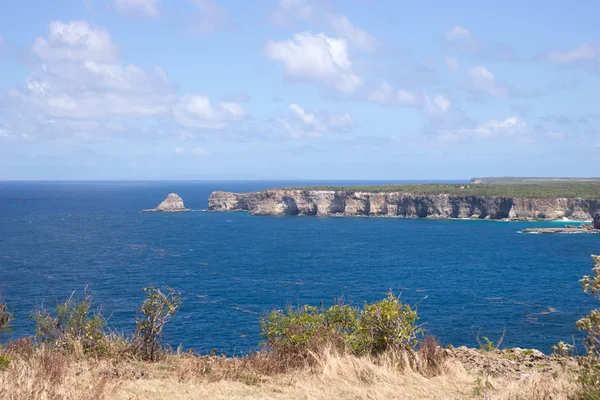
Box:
[11,20,176,122]
[540,43,600,71]
[172,95,245,129]
[277,103,354,138]
[443,25,517,62]
[445,25,472,41]
[173,145,210,155]
[366,82,450,115]
[330,14,378,53]
[438,116,526,141]
[543,43,600,63]
[270,0,313,26]
[367,82,418,106]
[187,0,232,33]
[425,94,451,115]
[445,57,459,70]
[468,65,508,97]
[192,146,211,156]
[265,32,362,94]
[32,20,119,62]
[114,0,159,17]
[221,92,250,103]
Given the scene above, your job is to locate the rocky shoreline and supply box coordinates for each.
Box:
[208,189,600,221]
[522,213,600,233]
[521,225,600,234]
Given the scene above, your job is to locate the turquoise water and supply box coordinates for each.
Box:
[0,181,597,354]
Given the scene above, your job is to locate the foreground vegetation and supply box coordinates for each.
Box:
[1,256,600,399]
[282,182,600,199]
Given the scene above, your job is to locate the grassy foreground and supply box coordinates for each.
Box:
[0,342,578,399]
[281,182,600,199]
[2,254,600,399]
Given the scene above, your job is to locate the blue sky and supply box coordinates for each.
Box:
[0,0,599,180]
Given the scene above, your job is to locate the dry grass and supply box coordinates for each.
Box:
[0,343,580,400]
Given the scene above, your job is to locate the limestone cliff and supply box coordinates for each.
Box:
[208,190,600,220]
[143,193,191,212]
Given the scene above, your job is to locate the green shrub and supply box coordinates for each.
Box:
[31,288,108,356]
[354,293,421,355]
[261,292,423,359]
[0,300,13,339]
[260,302,359,357]
[0,355,15,371]
[134,287,182,361]
[576,255,600,398]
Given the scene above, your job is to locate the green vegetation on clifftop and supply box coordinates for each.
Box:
[281,183,600,199]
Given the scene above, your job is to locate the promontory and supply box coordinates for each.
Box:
[208,183,600,220]
[142,193,190,212]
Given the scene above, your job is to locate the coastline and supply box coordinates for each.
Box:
[208,189,600,221]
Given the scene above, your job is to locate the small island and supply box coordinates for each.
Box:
[142,193,190,213]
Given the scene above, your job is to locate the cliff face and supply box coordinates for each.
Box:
[208,190,600,220]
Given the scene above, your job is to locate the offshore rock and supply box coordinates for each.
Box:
[208,190,600,220]
[521,225,599,234]
[142,193,190,212]
[594,212,600,229]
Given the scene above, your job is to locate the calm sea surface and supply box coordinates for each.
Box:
[0,181,597,354]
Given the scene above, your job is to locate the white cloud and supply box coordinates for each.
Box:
[266,32,362,94]
[114,0,159,17]
[445,25,472,41]
[367,82,418,106]
[445,57,459,70]
[12,20,175,121]
[425,94,451,115]
[0,127,12,140]
[172,95,245,129]
[271,0,313,26]
[192,146,211,156]
[32,21,119,62]
[278,103,353,138]
[543,43,600,63]
[468,65,508,97]
[439,116,526,141]
[174,146,185,153]
[366,82,450,115]
[289,103,316,126]
[330,14,378,53]
[188,0,232,33]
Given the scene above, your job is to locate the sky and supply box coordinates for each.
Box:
[0,0,599,180]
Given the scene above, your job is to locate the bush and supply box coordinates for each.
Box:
[261,292,423,360]
[31,288,109,356]
[576,255,600,398]
[134,287,181,361]
[0,300,13,339]
[355,293,421,355]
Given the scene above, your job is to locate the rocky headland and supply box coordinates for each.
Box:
[208,189,600,221]
[142,193,190,212]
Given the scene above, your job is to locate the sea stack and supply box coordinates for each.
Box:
[142,193,190,212]
[594,212,600,229]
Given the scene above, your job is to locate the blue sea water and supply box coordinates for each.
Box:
[0,180,598,354]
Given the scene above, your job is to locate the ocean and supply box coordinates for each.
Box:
[0,180,597,354]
